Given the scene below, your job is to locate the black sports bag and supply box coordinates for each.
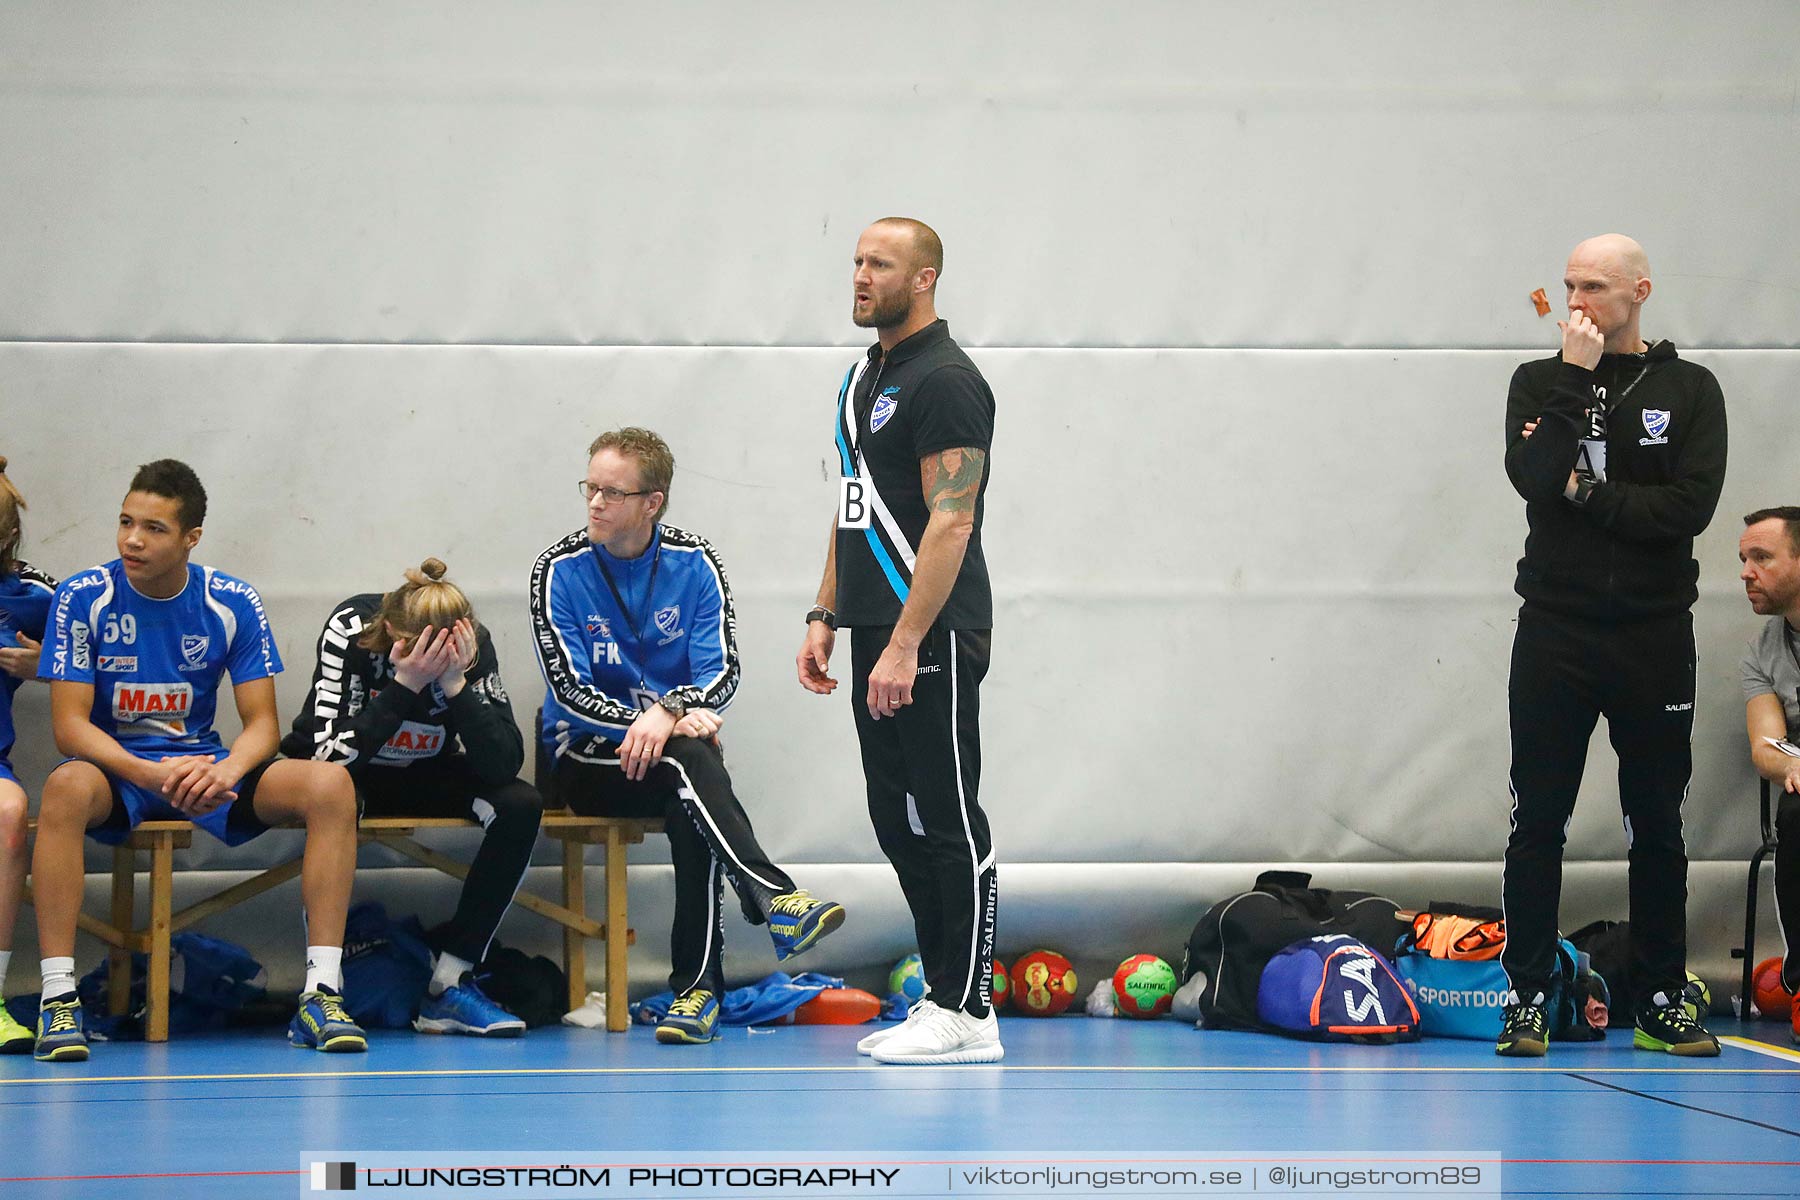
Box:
[1181,869,1409,1030]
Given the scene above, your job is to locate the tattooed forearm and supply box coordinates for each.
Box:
[922,447,986,514]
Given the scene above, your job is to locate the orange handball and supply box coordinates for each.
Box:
[1012,949,1078,1017]
[1753,956,1793,1019]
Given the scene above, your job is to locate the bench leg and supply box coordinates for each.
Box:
[605,826,629,1033]
[146,834,174,1043]
[108,846,135,1018]
[561,840,587,1016]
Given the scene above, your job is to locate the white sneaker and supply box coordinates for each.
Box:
[857,999,937,1056]
[871,1004,1003,1065]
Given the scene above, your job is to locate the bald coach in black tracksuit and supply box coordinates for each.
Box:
[1498,235,1726,1057]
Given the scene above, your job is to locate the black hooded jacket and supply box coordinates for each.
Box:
[1504,340,1726,622]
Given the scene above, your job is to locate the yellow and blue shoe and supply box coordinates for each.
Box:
[767,890,845,961]
[1,1000,35,1055]
[33,994,88,1063]
[655,989,720,1044]
[288,986,369,1053]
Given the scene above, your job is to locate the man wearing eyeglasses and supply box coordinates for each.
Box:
[1739,506,1800,1043]
[1497,234,1726,1059]
[797,218,1001,1065]
[529,427,845,1045]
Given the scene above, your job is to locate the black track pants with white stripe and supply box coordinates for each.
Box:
[852,625,997,1019]
[355,759,545,966]
[1502,604,1694,1009]
[549,737,796,995]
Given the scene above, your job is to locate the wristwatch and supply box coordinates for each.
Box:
[806,605,837,630]
[657,692,688,718]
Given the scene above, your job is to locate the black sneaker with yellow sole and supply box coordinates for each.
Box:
[1633,1000,1719,1056]
[1495,1001,1548,1057]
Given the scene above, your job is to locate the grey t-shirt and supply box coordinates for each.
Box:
[1741,615,1800,731]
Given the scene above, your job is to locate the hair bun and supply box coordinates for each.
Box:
[421,557,447,580]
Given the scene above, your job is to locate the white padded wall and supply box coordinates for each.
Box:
[2,3,1796,993]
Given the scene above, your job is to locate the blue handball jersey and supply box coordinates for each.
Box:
[38,560,282,758]
[0,561,57,764]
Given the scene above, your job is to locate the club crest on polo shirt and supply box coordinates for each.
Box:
[1640,408,1671,446]
[585,614,612,639]
[870,386,900,433]
[654,604,684,645]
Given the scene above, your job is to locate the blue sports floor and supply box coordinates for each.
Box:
[3,1015,1798,1198]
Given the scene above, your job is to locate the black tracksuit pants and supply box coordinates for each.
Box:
[1503,604,1695,1009]
[549,736,795,996]
[852,625,998,1019]
[355,758,545,966]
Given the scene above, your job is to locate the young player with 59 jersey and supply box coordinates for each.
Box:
[30,460,363,1062]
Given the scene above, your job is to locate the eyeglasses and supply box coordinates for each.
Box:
[578,481,653,505]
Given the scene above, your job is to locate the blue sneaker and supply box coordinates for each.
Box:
[34,994,88,1063]
[767,890,845,961]
[655,989,720,1044]
[288,986,368,1053]
[414,976,526,1037]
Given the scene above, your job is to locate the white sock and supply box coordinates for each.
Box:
[304,946,343,995]
[40,956,77,1002]
[430,952,473,997]
[0,949,11,991]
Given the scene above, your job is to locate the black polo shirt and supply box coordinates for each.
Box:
[833,320,995,629]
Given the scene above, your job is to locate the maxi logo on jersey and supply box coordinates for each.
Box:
[113,681,194,736]
[377,720,447,763]
[835,361,917,604]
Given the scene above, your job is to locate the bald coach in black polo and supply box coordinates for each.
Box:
[797,216,1001,1066]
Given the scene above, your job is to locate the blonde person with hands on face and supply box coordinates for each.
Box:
[283,559,543,1037]
[0,458,56,1054]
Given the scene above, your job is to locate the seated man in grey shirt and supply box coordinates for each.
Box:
[1738,506,1800,1042]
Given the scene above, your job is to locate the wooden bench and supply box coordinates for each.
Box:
[23,811,661,1041]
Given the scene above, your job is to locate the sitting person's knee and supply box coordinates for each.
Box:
[660,734,719,768]
[0,791,26,851]
[38,765,104,830]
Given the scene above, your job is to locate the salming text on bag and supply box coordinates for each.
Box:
[1256,934,1420,1043]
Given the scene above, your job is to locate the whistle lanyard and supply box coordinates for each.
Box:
[1606,361,1651,412]
[594,532,662,687]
